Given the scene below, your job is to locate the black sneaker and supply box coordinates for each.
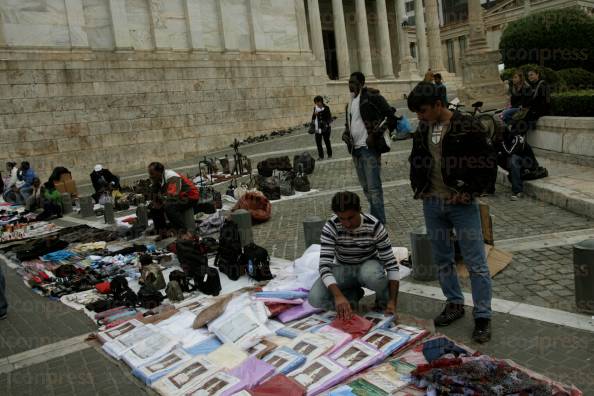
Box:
[434,303,465,327]
[472,318,491,343]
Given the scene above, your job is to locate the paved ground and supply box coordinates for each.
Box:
[2,122,594,395]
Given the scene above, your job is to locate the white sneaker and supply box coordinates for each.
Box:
[510,194,518,201]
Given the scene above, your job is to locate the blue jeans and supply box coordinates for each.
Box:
[509,154,524,194]
[423,198,492,319]
[308,260,389,310]
[502,107,520,125]
[0,263,7,316]
[353,147,386,224]
[19,186,33,201]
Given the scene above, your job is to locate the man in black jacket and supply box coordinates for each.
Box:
[342,72,397,225]
[407,82,497,343]
[90,164,120,203]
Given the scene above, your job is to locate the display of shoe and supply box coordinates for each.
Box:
[472,318,492,343]
[434,303,465,327]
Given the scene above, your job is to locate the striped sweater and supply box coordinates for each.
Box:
[319,213,399,287]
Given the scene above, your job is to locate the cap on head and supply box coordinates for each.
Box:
[94,164,103,172]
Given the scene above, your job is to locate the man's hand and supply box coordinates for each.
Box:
[334,294,353,321]
[447,193,471,205]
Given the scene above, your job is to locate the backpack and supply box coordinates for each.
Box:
[192,266,222,296]
[293,152,315,175]
[241,243,274,282]
[137,284,164,309]
[257,156,293,177]
[169,269,191,293]
[278,171,295,196]
[522,166,548,181]
[176,239,208,276]
[165,280,184,302]
[215,220,244,281]
[140,264,166,290]
[258,176,281,201]
[110,275,129,300]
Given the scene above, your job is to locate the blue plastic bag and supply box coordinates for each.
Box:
[396,115,412,133]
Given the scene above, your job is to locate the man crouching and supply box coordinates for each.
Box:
[308,191,399,320]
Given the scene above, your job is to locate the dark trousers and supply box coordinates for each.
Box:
[315,129,332,159]
[150,202,195,233]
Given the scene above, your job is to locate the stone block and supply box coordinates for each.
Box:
[527,129,563,152]
[563,132,594,157]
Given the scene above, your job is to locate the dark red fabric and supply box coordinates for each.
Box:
[95,281,111,294]
[249,374,306,396]
[265,302,294,318]
[330,314,374,338]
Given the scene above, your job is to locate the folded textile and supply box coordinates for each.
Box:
[102,324,158,360]
[330,315,373,339]
[152,356,219,395]
[97,319,145,344]
[246,339,277,359]
[288,356,351,396]
[206,343,248,369]
[256,297,305,305]
[261,346,307,375]
[40,249,77,261]
[360,328,411,356]
[276,314,331,338]
[183,370,244,396]
[132,347,193,385]
[255,291,309,300]
[329,339,386,375]
[363,312,394,331]
[277,301,323,323]
[287,333,335,362]
[182,335,222,356]
[250,374,306,396]
[122,330,178,369]
[317,326,353,355]
[228,356,275,389]
[422,336,472,363]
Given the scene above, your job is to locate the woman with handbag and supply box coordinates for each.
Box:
[310,96,333,161]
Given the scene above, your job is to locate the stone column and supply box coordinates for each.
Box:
[295,0,311,52]
[354,0,374,78]
[307,0,326,67]
[375,0,395,79]
[217,0,238,52]
[183,0,206,51]
[414,0,429,73]
[394,0,420,80]
[108,0,133,50]
[425,0,446,72]
[64,0,90,49]
[246,0,257,52]
[332,0,350,80]
[467,0,488,51]
[148,0,172,50]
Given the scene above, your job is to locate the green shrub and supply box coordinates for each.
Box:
[556,68,594,91]
[551,90,594,116]
[499,8,594,71]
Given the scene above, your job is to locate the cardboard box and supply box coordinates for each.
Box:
[54,179,78,196]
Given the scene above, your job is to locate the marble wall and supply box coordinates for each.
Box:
[0,0,306,52]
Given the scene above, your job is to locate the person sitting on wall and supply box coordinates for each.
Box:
[147,162,200,238]
[90,164,121,203]
[308,191,399,320]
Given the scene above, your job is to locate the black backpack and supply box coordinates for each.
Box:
[293,152,315,175]
[241,243,274,282]
[176,239,208,276]
[215,220,244,281]
[294,164,311,192]
[137,284,164,309]
[169,270,191,293]
[109,276,138,307]
[192,266,222,296]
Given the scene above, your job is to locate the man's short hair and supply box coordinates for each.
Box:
[331,191,361,213]
[407,82,447,111]
[433,73,442,80]
[314,95,323,103]
[148,162,165,173]
[350,71,365,86]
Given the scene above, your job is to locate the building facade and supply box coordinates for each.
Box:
[0,0,591,179]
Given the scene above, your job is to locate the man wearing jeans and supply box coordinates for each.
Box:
[407,82,498,343]
[343,72,397,225]
[308,191,399,320]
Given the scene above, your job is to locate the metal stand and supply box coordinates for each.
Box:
[79,196,95,218]
[410,226,437,281]
[104,202,115,224]
[61,193,73,215]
